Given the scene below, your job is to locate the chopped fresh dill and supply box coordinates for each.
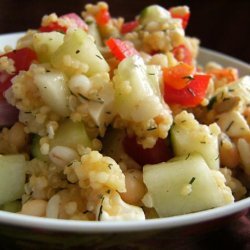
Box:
[226,121,234,132]
[189,177,196,185]
[185,153,191,160]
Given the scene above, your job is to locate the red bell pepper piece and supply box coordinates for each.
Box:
[163,63,195,90]
[39,22,67,33]
[106,38,139,61]
[0,48,36,125]
[207,67,239,83]
[39,13,88,33]
[95,8,111,26]
[169,7,190,29]
[0,48,37,98]
[123,136,173,166]
[121,20,139,34]
[60,13,88,31]
[173,44,193,65]
[2,48,37,73]
[164,74,211,107]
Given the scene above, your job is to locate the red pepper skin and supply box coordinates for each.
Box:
[164,75,211,107]
[207,68,239,83]
[121,20,139,34]
[123,136,173,166]
[60,13,88,31]
[39,13,88,33]
[2,48,37,73]
[169,8,190,29]
[95,8,111,26]
[163,63,195,90]
[106,38,139,61]
[0,48,37,98]
[0,48,36,125]
[39,22,67,33]
[173,45,193,65]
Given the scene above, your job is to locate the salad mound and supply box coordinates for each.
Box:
[0,2,248,221]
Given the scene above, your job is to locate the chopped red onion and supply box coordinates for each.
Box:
[0,99,19,127]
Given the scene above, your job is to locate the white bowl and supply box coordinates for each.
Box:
[0,33,249,248]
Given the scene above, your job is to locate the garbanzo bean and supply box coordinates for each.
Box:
[20,199,48,217]
[219,134,240,168]
[120,169,147,205]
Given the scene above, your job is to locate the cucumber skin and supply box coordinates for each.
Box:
[31,135,49,161]
[31,120,91,160]
[143,153,233,217]
[51,29,109,76]
[0,200,22,213]
[170,111,220,170]
[0,155,26,206]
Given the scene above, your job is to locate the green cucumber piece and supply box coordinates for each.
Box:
[86,18,103,48]
[0,155,26,206]
[51,119,91,149]
[32,31,64,62]
[113,55,163,122]
[34,71,70,117]
[139,5,171,25]
[31,135,49,161]
[31,120,92,160]
[171,111,220,169]
[51,29,109,76]
[101,128,125,161]
[0,200,22,213]
[143,153,234,217]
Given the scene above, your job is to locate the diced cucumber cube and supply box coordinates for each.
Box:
[32,31,64,62]
[51,119,92,149]
[143,153,234,217]
[51,29,109,76]
[0,155,26,206]
[139,5,171,25]
[0,200,22,213]
[31,135,49,161]
[113,55,163,122]
[34,71,70,117]
[171,111,220,169]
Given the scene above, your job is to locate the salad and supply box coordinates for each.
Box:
[0,2,249,221]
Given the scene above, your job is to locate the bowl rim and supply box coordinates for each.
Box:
[0,198,249,233]
[0,32,249,234]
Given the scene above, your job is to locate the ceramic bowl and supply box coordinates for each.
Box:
[0,33,249,249]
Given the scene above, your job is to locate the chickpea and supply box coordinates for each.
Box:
[120,169,147,206]
[9,122,28,152]
[219,135,240,168]
[20,200,48,217]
